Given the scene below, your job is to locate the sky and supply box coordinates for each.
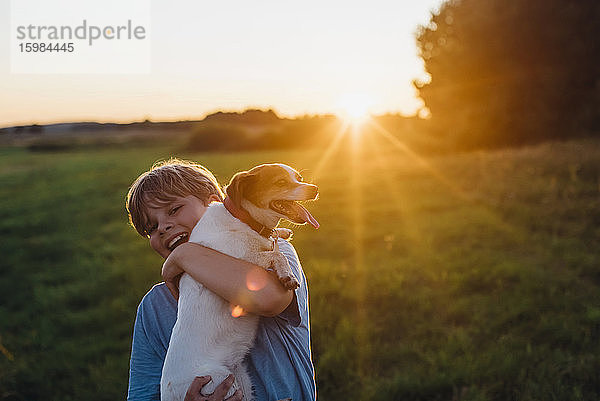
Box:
[0,0,444,127]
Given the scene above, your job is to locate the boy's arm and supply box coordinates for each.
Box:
[162,242,294,316]
[127,303,164,401]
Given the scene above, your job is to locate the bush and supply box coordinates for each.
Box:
[187,124,252,151]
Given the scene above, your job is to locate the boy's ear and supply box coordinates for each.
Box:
[206,193,221,206]
[226,171,257,208]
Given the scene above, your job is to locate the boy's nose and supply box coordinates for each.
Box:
[159,221,173,235]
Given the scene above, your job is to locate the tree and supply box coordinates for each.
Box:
[415,0,600,149]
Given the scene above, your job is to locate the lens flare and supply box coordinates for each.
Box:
[246,269,267,291]
[231,305,244,318]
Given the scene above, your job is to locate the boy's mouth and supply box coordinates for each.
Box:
[167,233,189,251]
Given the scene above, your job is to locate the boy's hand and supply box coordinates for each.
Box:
[184,375,242,401]
[162,252,184,300]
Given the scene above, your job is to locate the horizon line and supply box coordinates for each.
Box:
[0,107,424,130]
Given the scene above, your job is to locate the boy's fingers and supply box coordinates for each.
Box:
[165,274,181,300]
[161,262,175,281]
[165,280,179,300]
[162,256,184,281]
[185,376,211,400]
[226,389,243,401]
[211,374,235,399]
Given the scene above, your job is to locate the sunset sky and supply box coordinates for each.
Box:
[0,0,443,128]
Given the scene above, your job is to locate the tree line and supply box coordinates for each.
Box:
[415,0,599,149]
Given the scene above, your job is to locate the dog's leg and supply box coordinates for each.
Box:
[255,250,299,290]
[232,363,254,401]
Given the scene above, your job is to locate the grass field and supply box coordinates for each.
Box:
[1,134,599,400]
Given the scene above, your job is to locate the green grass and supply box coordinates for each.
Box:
[0,136,599,400]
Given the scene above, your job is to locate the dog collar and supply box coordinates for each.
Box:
[223,197,274,238]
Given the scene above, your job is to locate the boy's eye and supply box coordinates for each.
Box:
[169,206,182,215]
[147,223,157,235]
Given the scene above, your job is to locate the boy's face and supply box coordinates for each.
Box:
[145,194,218,259]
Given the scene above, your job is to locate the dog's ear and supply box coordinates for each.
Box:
[226,171,257,208]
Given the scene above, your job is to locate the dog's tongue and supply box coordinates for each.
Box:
[295,203,320,229]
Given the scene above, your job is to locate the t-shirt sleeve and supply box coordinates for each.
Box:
[127,300,163,401]
[276,240,306,327]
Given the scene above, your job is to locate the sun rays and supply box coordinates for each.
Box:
[309,114,478,207]
[348,114,368,380]
[304,111,529,388]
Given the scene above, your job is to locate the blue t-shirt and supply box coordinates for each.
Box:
[127,240,316,401]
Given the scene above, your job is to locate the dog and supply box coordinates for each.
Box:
[160,163,319,401]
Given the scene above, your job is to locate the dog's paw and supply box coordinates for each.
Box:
[273,228,293,240]
[278,272,300,290]
[270,252,300,290]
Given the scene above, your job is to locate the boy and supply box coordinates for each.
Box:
[125,159,316,401]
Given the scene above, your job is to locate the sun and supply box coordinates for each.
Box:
[336,93,374,127]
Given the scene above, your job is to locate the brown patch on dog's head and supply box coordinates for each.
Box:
[225,170,258,208]
[241,164,300,206]
[226,165,288,207]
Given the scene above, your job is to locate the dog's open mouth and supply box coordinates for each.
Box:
[270,200,319,228]
[167,233,189,251]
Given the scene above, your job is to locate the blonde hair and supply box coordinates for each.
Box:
[126,158,224,237]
